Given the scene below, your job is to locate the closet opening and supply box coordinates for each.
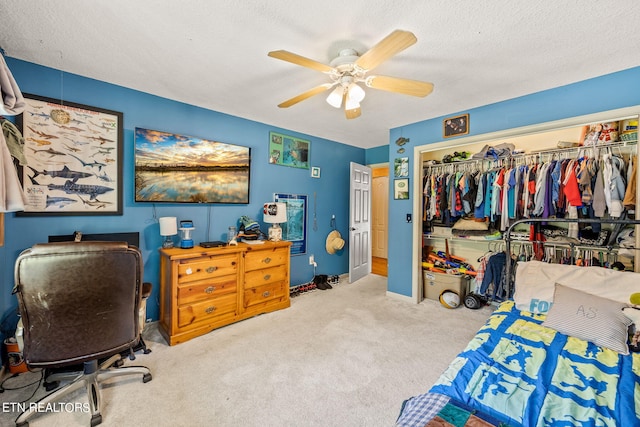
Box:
[410,106,640,303]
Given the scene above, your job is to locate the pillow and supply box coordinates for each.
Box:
[513,260,640,314]
[542,284,632,355]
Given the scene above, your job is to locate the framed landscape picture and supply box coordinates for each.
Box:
[134,128,251,204]
[17,94,123,216]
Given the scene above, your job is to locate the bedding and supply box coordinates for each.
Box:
[512,260,640,314]
[396,300,640,427]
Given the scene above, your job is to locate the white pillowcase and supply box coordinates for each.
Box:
[513,260,640,314]
[542,284,632,355]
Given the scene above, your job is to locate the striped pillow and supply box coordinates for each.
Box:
[542,284,632,355]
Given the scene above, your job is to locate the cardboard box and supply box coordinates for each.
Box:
[423,270,470,301]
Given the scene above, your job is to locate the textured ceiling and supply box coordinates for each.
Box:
[1,1,640,149]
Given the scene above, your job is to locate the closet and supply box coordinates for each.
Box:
[419,112,639,299]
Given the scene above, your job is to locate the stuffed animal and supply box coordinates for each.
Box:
[598,121,619,144]
[582,124,602,146]
[623,293,640,352]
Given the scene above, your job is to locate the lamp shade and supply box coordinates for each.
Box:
[159,216,178,236]
[263,202,287,224]
[326,86,344,108]
[345,83,365,110]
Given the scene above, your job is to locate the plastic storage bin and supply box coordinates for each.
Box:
[423,270,470,301]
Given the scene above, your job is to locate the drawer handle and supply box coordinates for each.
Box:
[205,306,216,314]
[263,257,271,264]
[263,274,271,281]
[204,286,216,294]
[262,291,271,298]
[206,266,218,273]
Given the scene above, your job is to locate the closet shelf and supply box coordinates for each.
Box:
[423,139,638,170]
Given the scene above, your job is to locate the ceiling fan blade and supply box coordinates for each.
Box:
[355,30,417,71]
[277,83,334,108]
[341,91,361,119]
[345,106,361,120]
[365,75,434,97]
[268,50,335,73]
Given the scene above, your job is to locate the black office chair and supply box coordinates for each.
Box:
[12,241,153,427]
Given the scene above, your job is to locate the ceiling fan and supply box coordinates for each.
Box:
[268,30,434,119]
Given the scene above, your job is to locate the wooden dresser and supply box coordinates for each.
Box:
[158,241,291,345]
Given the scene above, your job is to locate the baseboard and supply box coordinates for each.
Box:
[385,290,416,304]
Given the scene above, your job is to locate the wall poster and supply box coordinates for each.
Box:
[269,131,310,169]
[274,193,307,255]
[17,94,123,216]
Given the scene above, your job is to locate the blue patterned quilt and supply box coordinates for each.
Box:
[398,301,640,427]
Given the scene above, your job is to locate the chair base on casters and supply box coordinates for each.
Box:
[15,354,152,427]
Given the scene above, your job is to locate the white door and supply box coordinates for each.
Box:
[349,162,372,283]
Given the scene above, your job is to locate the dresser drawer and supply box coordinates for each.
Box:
[243,282,285,308]
[177,293,237,328]
[177,276,237,305]
[244,265,287,289]
[177,254,238,284]
[244,248,288,272]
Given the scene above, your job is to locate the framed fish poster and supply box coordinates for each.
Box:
[16,94,123,216]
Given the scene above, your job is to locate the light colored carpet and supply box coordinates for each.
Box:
[0,274,493,427]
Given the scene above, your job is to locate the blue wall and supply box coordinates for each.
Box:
[365,145,389,165]
[0,58,365,324]
[386,66,640,298]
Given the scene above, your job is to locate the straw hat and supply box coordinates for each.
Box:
[325,230,345,254]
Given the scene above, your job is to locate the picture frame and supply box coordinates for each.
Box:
[443,114,469,138]
[17,94,123,216]
[134,127,251,204]
[269,131,310,169]
[311,166,321,178]
[274,193,307,255]
[394,178,410,200]
[394,157,409,177]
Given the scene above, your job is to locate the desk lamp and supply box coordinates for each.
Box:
[263,202,287,242]
[159,217,177,248]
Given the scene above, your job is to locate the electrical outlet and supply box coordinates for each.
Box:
[309,255,314,265]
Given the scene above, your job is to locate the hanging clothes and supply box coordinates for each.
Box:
[0,54,27,212]
[602,153,626,218]
[623,156,637,210]
[0,54,26,116]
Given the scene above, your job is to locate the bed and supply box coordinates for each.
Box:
[396,258,640,427]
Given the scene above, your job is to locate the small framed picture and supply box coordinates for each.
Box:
[394,178,409,200]
[394,157,409,177]
[311,166,321,178]
[443,114,469,138]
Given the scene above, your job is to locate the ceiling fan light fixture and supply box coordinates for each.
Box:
[326,86,344,108]
[345,83,365,110]
[347,83,365,103]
